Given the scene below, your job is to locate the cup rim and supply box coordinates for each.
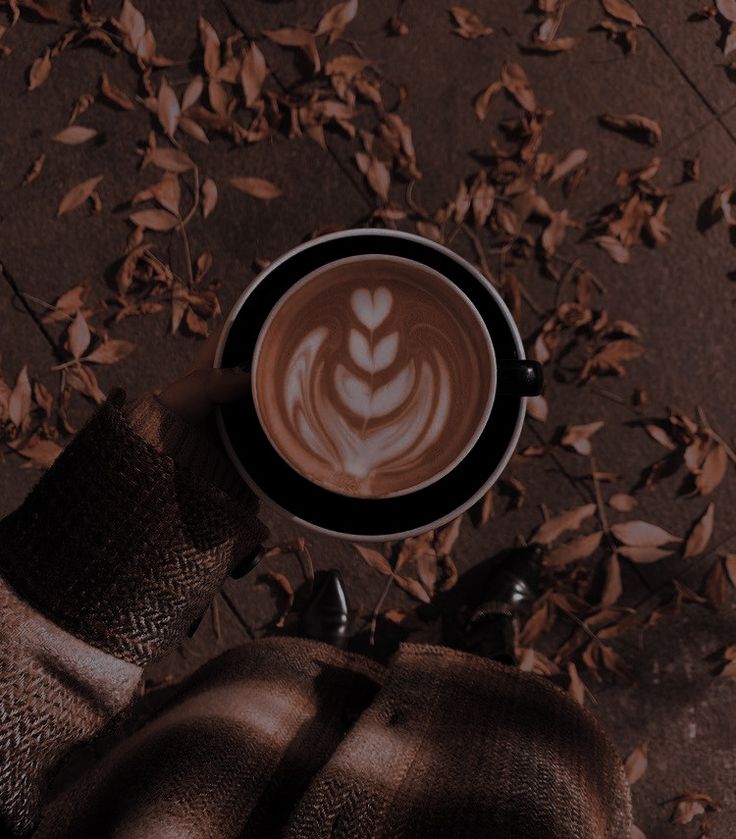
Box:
[215,228,527,542]
[249,253,497,499]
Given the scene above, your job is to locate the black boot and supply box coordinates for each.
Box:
[302,570,351,648]
[457,544,543,665]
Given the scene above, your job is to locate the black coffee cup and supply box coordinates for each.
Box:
[215,229,542,541]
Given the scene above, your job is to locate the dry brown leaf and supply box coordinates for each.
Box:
[600,553,623,605]
[725,553,736,588]
[394,574,432,603]
[415,220,442,242]
[66,363,105,403]
[474,80,503,121]
[99,72,134,110]
[609,493,637,512]
[23,152,45,185]
[145,147,194,173]
[602,0,644,26]
[704,557,728,609]
[531,34,581,52]
[549,148,588,184]
[28,48,51,90]
[545,531,603,568]
[629,825,646,839]
[68,310,91,359]
[185,307,209,337]
[52,126,97,145]
[434,515,463,556]
[527,395,548,422]
[683,503,715,557]
[519,600,552,645]
[501,61,536,111]
[533,503,597,545]
[57,175,103,216]
[695,444,728,496]
[644,423,676,449]
[198,16,220,77]
[472,178,495,226]
[567,661,585,706]
[561,420,604,455]
[450,5,494,38]
[599,113,662,145]
[15,437,63,470]
[129,208,179,231]
[670,791,720,824]
[611,520,680,547]
[85,340,136,364]
[716,0,736,21]
[594,235,630,264]
[181,76,203,111]
[316,0,358,43]
[229,176,282,200]
[133,172,180,215]
[542,209,572,256]
[258,570,294,628]
[618,545,673,563]
[8,365,31,429]
[263,28,321,73]
[580,339,644,379]
[354,543,392,576]
[157,76,180,137]
[241,41,268,107]
[201,177,218,219]
[624,743,648,785]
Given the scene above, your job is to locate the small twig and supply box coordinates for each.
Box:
[556,603,611,648]
[590,386,629,407]
[554,257,582,310]
[19,293,74,321]
[212,597,222,641]
[1,261,65,361]
[220,589,255,639]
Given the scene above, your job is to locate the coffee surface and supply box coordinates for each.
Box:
[253,257,493,498]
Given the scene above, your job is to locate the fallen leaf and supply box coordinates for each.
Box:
[354,543,393,576]
[99,72,134,110]
[624,743,648,785]
[15,437,63,469]
[28,48,51,90]
[185,307,209,337]
[181,76,203,111]
[66,363,105,403]
[450,5,494,38]
[198,16,221,77]
[85,340,136,364]
[704,557,728,609]
[23,152,45,185]
[52,126,98,145]
[527,394,548,422]
[474,80,503,121]
[229,176,282,199]
[549,148,588,184]
[611,520,680,547]
[133,172,180,215]
[57,175,103,216]
[68,310,91,359]
[600,553,623,605]
[533,503,597,545]
[629,825,646,839]
[602,0,644,27]
[580,338,644,379]
[561,420,605,455]
[435,515,463,555]
[609,493,637,512]
[241,41,268,107]
[546,531,603,568]
[157,76,180,138]
[716,0,736,22]
[129,208,179,231]
[263,28,321,73]
[394,574,432,603]
[594,235,630,264]
[501,61,536,111]
[599,113,662,145]
[683,503,715,557]
[8,365,31,428]
[695,444,728,496]
[726,554,736,588]
[618,545,673,563]
[258,570,294,628]
[145,147,195,173]
[644,423,676,449]
[567,661,585,706]
[519,599,552,645]
[355,152,391,201]
[201,177,218,219]
[316,0,358,43]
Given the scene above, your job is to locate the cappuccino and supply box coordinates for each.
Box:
[252,256,494,498]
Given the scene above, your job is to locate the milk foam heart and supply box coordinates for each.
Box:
[253,257,494,498]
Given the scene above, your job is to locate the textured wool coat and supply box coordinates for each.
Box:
[0,389,632,838]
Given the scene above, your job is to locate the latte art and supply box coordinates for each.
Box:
[253,257,494,498]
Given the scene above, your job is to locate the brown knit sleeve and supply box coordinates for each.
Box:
[0,387,269,668]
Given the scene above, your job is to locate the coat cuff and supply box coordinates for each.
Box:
[0,388,268,668]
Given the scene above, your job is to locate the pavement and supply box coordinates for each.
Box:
[1,1,735,836]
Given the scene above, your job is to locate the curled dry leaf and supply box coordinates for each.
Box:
[618,545,673,563]
[258,570,294,628]
[601,0,644,27]
[600,553,623,605]
[100,72,134,110]
[28,48,51,90]
[23,153,45,185]
[527,395,548,422]
[704,557,728,609]
[501,61,536,111]
[85,340,136,364]
[229,176,282,200]
[316,0,359,43]
[609,493,637,512]
[695,444,727,496]
[474,80,503,121]
[533,503,597,545]
[725,553,736,588]
[66,363,105,404]
[57,175,103,216]
[8,365,31,429]
[201,177,218,219]
[263,28,321,73]
[129,208,179,231]
[355,152,391,201]
[241,42,268,107]
[624,743,648,785]
[599,113,662,145]
[354,543,393,576]
[611,520,680,547]
[561,420,604,456]
[545,531,603,568]
[434,515,463,556]
[449,5,494,39]
[644,423,676,449]
[594,235,630,264]
[68,310,91,359]
[670,791,720,825]
[683,503,715,557]
[549,148,588,184]
[52,126,98,145]
[567,661,585,706]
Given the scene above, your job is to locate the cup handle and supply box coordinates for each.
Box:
[496,359,544,396]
